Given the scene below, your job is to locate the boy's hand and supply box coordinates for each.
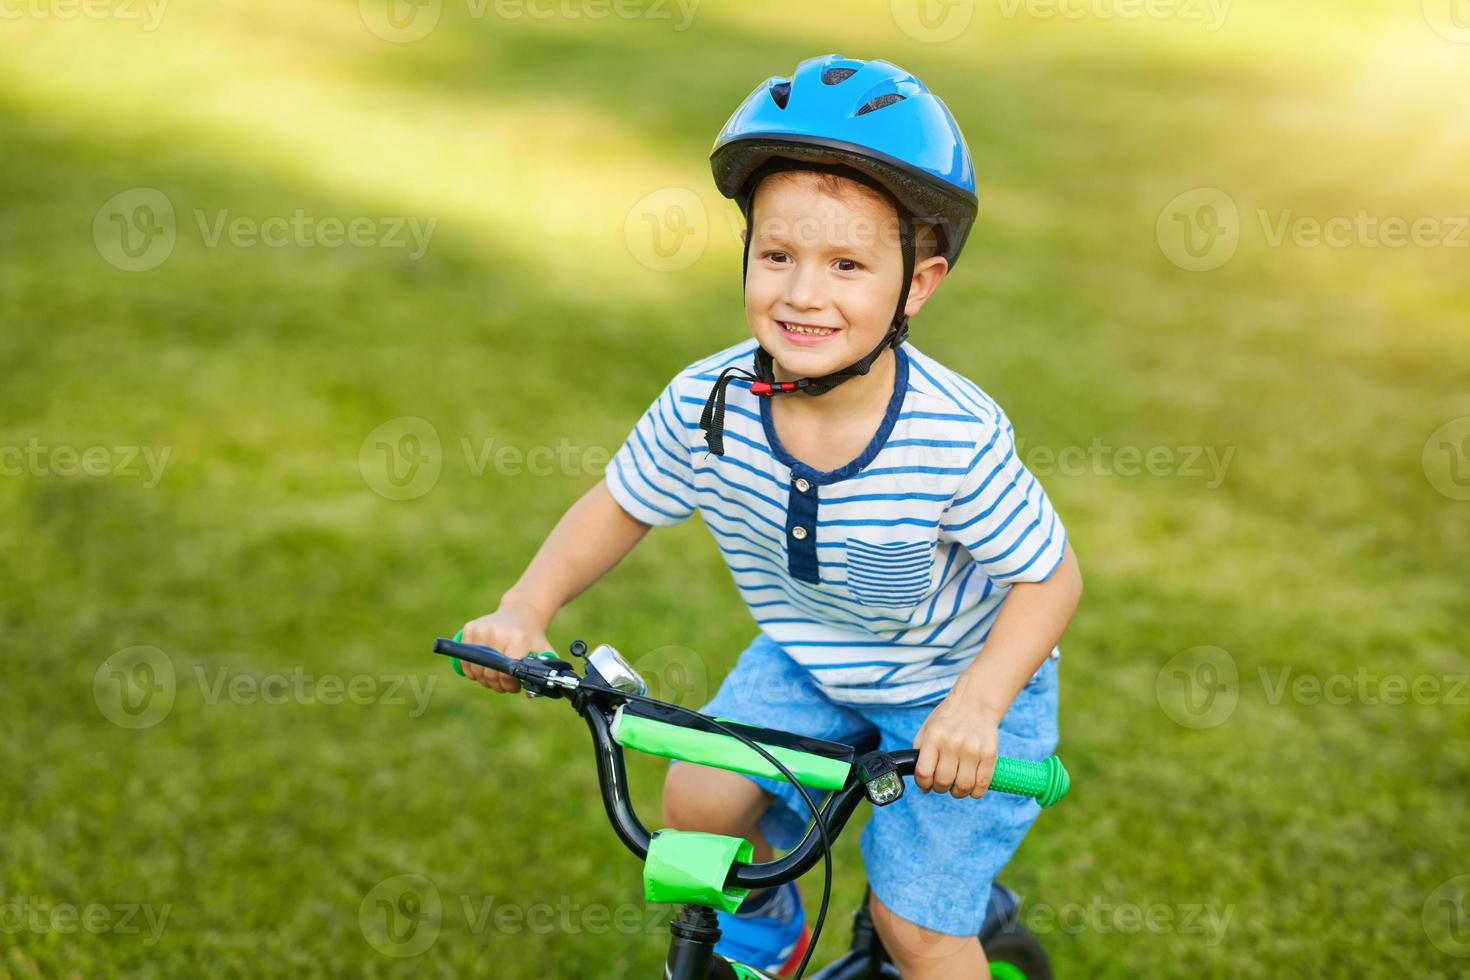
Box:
[912,685,1000,798]
[458,600,554,695]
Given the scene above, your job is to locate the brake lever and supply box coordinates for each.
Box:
[520,653,579,699]
[433,638,582,699]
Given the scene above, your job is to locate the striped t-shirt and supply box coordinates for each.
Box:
[605,339,1067,707]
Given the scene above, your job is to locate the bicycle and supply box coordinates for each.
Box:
[435,635,1071,979]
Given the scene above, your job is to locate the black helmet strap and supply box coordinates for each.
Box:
[699,159,915,456]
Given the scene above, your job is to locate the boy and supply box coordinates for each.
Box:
[459,54,1081,979]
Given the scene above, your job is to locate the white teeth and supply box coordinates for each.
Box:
[782,322,836,336]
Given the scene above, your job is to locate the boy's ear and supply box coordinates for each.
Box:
[902,256,950,319]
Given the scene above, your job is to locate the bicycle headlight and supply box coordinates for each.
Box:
[857,752,904,807]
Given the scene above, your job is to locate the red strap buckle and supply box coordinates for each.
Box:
[751,380,802,396]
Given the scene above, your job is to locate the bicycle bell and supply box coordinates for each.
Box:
[585,643,649,697]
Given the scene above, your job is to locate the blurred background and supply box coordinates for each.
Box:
[2,0,1468,976]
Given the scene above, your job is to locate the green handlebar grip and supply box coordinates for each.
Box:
[990,755,1070,809]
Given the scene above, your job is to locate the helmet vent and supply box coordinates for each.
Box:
[821,67,858,85]
[857,93,906,115]
[768,80,791,109]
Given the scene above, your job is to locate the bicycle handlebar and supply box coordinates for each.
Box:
[433,637,1070,890]
[441,640,532,682]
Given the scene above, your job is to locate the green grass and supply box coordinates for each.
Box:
[2,2,1468,977]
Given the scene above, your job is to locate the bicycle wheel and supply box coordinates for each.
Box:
[984,925,1052,980]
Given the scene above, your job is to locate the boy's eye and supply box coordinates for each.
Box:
[763,251,790,263]
[834,258,863,272]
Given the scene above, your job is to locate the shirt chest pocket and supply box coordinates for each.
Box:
[844,537,937,608]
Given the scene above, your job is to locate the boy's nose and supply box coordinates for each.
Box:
[783,262,826,311]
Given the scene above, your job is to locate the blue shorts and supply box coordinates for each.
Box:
[693,632,1059,937]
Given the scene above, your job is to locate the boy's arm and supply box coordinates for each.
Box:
[913,542,1082,795]
[461,479,652,693]
[948,541,1082,721]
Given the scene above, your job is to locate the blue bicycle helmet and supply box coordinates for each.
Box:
[698,55,979,456]
[710,53,978,268]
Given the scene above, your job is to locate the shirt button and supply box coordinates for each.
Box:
[791,526,808,540]
[794,478,810,493]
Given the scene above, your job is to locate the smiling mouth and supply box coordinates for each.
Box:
[778,320,841,339]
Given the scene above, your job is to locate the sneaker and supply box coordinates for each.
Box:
[714,881,811,978]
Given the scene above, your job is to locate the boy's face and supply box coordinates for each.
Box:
[744,172,914,381]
